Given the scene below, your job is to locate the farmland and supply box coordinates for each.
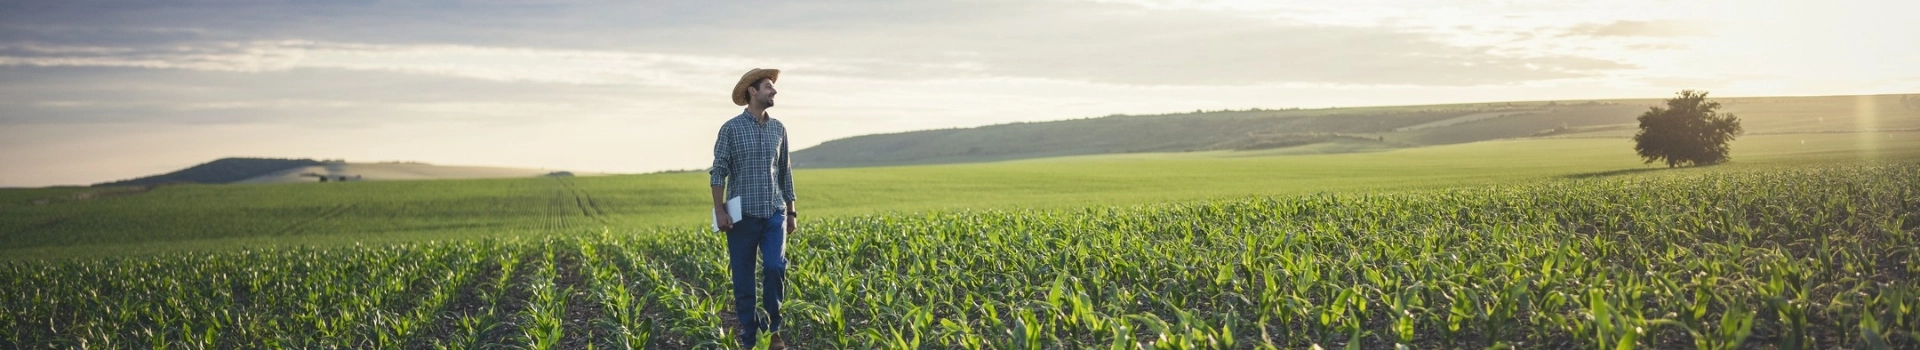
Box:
[5,132,1917,259]
[2,126,1918,348]
[3,161,1917,348]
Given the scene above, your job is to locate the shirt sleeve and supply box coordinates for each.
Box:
[709,124,730,187]
[777,129,796,203]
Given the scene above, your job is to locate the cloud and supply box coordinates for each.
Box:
[0,0,1636,87]
[0,66,709,126]
[0,41,307,72]
[973,23,1636,85]
[620,0,1639,86]
[1564,20,1712,38]
[0,41,795,89]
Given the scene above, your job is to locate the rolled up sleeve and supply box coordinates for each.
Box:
[709,126,730,187]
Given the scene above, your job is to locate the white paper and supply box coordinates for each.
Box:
[711,196,742,232]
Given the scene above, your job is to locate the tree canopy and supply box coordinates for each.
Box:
[1633,90,1743,167]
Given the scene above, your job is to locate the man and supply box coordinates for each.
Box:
[710,68,796,348]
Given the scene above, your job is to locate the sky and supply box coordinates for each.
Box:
[1,0,1915,187]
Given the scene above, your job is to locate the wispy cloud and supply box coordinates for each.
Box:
[0,41,809,90]
[0,0,1645,87]
[1563,20,1713,38]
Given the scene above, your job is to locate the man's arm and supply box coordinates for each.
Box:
[778,130,797,233]
[712,185,732,231]
[777,132,795,206]
[783,200,796,233]
[710,126,732,231]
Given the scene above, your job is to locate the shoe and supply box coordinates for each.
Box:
[769,333,787,350]
[737,330,758,348]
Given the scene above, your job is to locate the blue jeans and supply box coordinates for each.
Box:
[727,212,787,339]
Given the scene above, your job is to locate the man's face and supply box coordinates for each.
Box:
[751,79,777,108]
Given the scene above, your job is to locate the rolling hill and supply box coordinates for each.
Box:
[235,162,584,184]
[92,157,587,187]
[92,157,324,187]
[793,94,1920,168]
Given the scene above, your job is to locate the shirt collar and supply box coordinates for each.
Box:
[738,108,773,125]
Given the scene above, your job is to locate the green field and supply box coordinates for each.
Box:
[2,116,1919,348]
[3,131,1915,259]
[4,159,1916,348]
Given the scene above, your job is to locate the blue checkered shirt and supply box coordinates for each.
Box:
[710,110,794,218]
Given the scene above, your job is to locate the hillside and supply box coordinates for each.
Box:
[235,162,583,184]
[92,157,323,187]
[794,94,1920,168]
[91,158,591,187]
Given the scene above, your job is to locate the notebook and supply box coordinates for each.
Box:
[711,196,741,232]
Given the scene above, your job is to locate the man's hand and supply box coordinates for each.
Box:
[715,208,733,232]
[710,185,730,232]
[784,214,797,234]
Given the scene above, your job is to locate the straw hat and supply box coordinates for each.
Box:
[732,68,780,106]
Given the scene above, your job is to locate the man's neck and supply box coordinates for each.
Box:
[747,105,770,123]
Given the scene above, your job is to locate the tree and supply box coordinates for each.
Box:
[1633,90,1743,167]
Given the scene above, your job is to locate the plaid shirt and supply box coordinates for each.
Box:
[710,110,794,218]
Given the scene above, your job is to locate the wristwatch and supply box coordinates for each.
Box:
[786,210,799,217]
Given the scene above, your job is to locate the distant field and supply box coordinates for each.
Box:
[3,131,1915,259]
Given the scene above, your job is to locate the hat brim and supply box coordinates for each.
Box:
[732,69,781,106]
